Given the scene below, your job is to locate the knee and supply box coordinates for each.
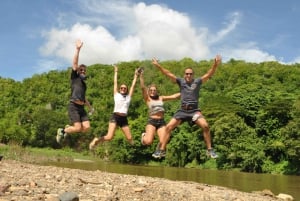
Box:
[202,124,210,132]
[166,125,173,133]
[104,134,114,141]
[143,138,153,145]
[127,136,133,142]
[81,126,90,133]
[72,125,82,133]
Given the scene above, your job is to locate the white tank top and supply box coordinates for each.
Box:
[113,93,131,114]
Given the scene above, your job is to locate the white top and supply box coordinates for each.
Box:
[113,93,131,114]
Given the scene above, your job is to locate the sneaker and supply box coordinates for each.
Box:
[207,148,218,159]
[155,142,161,151]
[141,133,146,145]
[152,150,166,159]
[56,128,65,144]
[159,150,166,158]
[89,137,100,150]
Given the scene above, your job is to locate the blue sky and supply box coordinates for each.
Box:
[1,0,299,81]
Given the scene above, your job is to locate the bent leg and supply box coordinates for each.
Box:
[160,118,181,150]
[81,120,91,133]
[121,126,134,145]
[101,122,117,142]
[195,117,212,149]
[64,122,83,134]
[142,125,156,145]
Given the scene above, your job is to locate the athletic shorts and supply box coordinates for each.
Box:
[173,109,203,125]
[109,113,129,127]
[147,118,166,130]
[68,101,89,124]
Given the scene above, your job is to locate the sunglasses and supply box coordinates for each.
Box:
[120,87,127,90]
[185,73,193,75]
[79,69,86,72]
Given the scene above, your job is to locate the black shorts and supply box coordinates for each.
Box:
[110,113,129,127]
[147,118,166,130]
[173,109,203,125]
[68,102,89,124]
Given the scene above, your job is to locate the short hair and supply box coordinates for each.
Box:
[184,67,193,72]
[79,64,87,68]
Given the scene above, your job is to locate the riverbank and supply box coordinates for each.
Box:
[0,159,291,201]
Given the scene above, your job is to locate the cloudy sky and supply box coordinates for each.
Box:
[1,0,299,81]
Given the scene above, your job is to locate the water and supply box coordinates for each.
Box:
[48,160,300,200]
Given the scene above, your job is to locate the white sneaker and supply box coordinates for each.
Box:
[89,137,100,150]
[56,128,64,144]
[141,133,146,145]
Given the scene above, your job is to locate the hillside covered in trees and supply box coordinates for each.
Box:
[0,58,299,175]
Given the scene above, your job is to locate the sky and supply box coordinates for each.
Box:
[0,0,299,81]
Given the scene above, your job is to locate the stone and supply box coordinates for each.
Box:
[58,191,79,201]
[276,193,294,201]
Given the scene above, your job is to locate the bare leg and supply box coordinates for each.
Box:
[121,125,134,145]
[195,117,212,149]
[142,125,156,145]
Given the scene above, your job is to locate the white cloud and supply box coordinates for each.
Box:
[38,1,212,71]
[222,42,277,62]
[40,23,142,66]
[38,0,279,73]
[291,56,300,64]
[209,11,241,44]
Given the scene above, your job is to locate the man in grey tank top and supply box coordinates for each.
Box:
[151,55,222,159]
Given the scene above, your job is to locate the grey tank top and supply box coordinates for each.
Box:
[148,99,165,115]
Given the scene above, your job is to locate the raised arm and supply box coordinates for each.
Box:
[128,69,139,97]
[139,71,148,102]
[161,92,181,101]
[201,54,222,83]
[113,65,118,94]
[72,39,83,71]
[152,58,177,83]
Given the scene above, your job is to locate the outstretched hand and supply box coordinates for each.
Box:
[88,108,95,116]
[152,57,160,66]
[76,39,83,50]
[214,55,222,65]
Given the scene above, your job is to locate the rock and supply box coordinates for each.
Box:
[276,193,294,201]
[0,184,10,194]
[58,191,79,201]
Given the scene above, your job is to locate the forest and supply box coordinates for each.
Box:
[0,58,299,175]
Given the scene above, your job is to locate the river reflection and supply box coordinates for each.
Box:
[47,160,299,200]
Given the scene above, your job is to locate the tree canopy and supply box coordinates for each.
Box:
[1,59,299,175]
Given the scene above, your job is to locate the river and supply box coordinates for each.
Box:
[48,160,300,200]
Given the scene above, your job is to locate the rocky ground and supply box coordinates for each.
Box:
[0,159,293,201]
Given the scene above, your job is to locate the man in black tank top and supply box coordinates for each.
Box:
[56,39,94,145]
[152,55,222,159]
